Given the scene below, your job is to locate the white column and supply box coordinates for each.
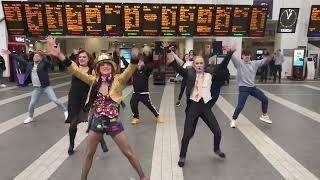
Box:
[185,38,194,54]
[0,1,9,77]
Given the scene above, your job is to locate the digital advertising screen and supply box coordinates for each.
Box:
[85,3,103,36]
[161,4,178,36]
[123,4,141,36]
[195,5,214,36]
[231,5,250,36]
[249,6,268,37]
[120,48,131,68]
[178,4,197,36]
[141,4,160,36]
[64,3,85,35]
[308,5,320,37]
[213,5,233,36]
[104,3,123,36]
[24,2,46,36]
[293,49,305,67]
[44,3,64,35]
[2,2,26,35]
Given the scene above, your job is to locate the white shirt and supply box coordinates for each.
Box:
[31,63,41,87]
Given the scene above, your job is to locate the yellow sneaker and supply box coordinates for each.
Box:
[157,115,164,123]
[131,118,142,125]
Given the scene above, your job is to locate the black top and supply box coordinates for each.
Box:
[11,54,51,87]
[121,57,153,93]
[0,55,6,71]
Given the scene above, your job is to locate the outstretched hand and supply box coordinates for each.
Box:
[131,47,141,64]
[161,42,170,49]
[166,52,175,65]
[45,36,65,61]
[1,49,11,55]
[223,45,236,52]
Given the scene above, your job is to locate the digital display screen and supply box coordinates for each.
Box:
[120,48,131,68]
[214,5,233,36]
[161,4,178,36]
[44,3,64,35]
[2,2,25,35]
[178,5,196,36]
[123,4,141,36]
[249,6,268,37]
[141,4,160,36]
[231,5,250,36]
[85,3,103,36]
[64,3,85,35]
[308,5,320,37]
[195,5,214,36]
[104,3,123,36]
[24,2,45,36]
[293,49,305,67]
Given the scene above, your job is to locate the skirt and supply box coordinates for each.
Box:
[89,115,124,136]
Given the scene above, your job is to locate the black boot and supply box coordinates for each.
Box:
[68,128,77,155]
[100,137,109,153]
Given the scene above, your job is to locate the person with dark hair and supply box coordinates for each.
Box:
[273,49,284,83]
[0,54,6,87]
[46,36,147,180]
[163,42,227,168]
[230,49,273,128]
[121,46,164,125]
[1,49,68,124]
[66,49,108,155]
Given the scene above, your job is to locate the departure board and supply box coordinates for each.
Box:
[85,3,103,36]
[308,5,320,37]
[2,2,25,35]
[123,4,141,36]
[64,3,85,35]
[161,4,178,36]
[231,5,250,36]
[104,4,123,36]
[141,4,160,36]
[195,5,214,36]
[44,3,64,35]
[178,5,196,36]
[24,3,45,36]
[249,6,268,37]
[214,5,233,36]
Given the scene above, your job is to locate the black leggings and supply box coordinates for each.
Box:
[130,93,159,119]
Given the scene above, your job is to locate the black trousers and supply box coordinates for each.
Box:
[130,93,159,119]
[273,65,282,82]
[180,99,222,158]
[260,66,268,82]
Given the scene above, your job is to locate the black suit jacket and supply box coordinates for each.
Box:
[11,54,51,87]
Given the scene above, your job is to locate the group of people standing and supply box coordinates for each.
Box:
[0,36,277,179]
[259,49,284,83]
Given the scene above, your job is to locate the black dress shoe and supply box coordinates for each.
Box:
[178,157,186,167]
[68,145,74,155]
[214,149,226,158]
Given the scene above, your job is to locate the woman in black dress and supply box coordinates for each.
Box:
[66,49,108,155]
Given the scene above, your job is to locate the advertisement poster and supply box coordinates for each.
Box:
[253,0,273,19]
[293,49,305,67]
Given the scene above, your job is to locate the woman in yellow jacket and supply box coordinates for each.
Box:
[46,36,147,180]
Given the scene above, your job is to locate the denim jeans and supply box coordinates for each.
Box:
[232,86,268,120]
[28,86,67,117]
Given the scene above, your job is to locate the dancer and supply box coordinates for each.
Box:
[163,42,226,168]
[66,49,108,155]
[230,49,272,128]
[175,54,193,107]
[46,36,147,180]
[121,46,164,125]
[1,49,68,124]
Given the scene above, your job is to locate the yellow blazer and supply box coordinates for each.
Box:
[68,61,137,104]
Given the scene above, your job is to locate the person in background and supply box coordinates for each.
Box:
[273,49,284,83]
[259,51,270,83]
[230,49,273,128]
[0,54,6,87]
[1,49,68,124]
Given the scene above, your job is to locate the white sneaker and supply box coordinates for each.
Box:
[0,84,6,88]
[230,120,237,128]
[24,117,33,124]
[259,115,272,124]
[64,111,68,120]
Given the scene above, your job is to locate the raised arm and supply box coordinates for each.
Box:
[120,56,129,69]
[1,49,29,67]
[117,48,140,84]
[218,50,235,70]
[167,52,188,78]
